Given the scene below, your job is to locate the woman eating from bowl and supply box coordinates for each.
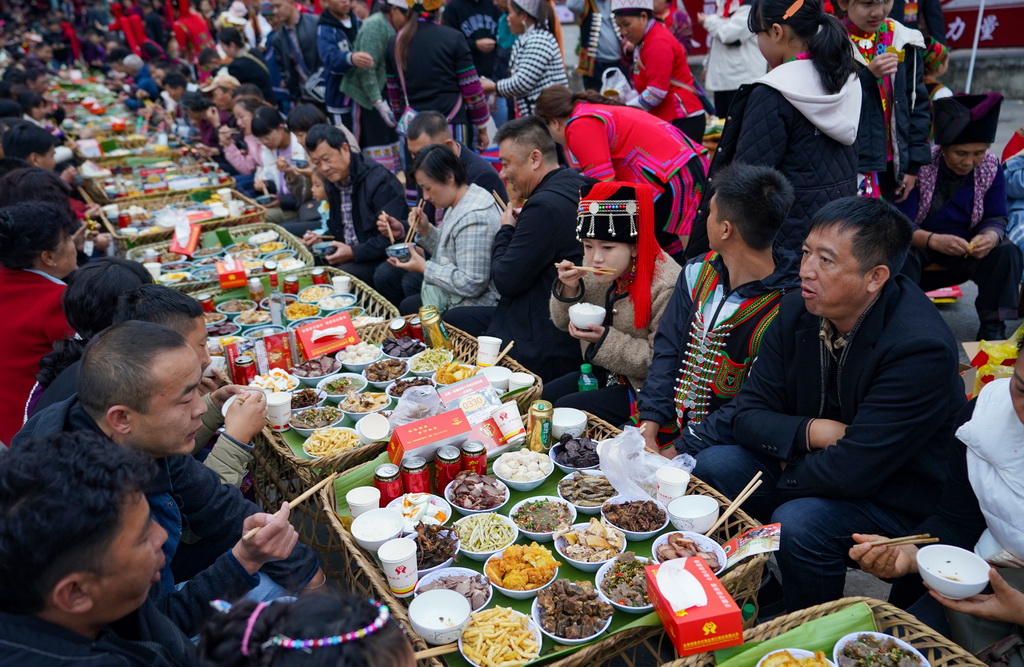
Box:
[0,201,78,444]
[377,144,501,315]
[545,181,680,426]
[251,105,312,224]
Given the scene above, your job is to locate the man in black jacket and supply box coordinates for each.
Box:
[219,27,275,102]
[268,0,321,104]
[444,117,586,381]
[693,197,965,612]
[0,430,196,666]
[14,322,323,637]
[305,123,407,286]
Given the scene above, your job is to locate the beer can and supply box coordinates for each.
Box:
[461,441,487,475]
[418,308,451,350]
[283,275,300,295]
[234,354,258,386]
[373,463,404,508]
[408,316,423,341]
[388,317,409,339]
[196,292,215,313]
[432,446,462,494]
[526,400,554,453]
[311,268,328,285]
[401,456,430,494]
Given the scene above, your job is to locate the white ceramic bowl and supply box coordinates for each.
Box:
[408,589,472,646]
[832,632,931,667]
[549,442,601,475]
[288,406,343,438]
[553,521,627,573]
[667,494,721,534]
[408,349,455,378]
[484,549,559,600]
[293,358,343,387]
[445,476,510,516]
[459,609,541,667]
[600,495,670,541]
[492,453,554,493]
[916,544,991,600]
[386,493,453,534]
[335,344,384,374]
[349,508,404,553]
[301,426,359,458]
[651,531,727,574]
[757,649,836,667]
[316,373,367,403]
[531,595,611,646]
[362,359,410,390]
[508,496,577,542]
[477,365,512,391]
[568,302,606,330]
[551,407,588,440]
[557,470,614,516]
[453,514,519,562]
[338,393,391,423]
[595,555,654,614]
[414,566,493,611]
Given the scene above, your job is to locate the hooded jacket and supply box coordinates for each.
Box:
[685,59,862,277]
[317,9,362,114]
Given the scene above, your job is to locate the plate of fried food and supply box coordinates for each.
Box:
[758,649,836,667]
[433,362,476,387]
[483,542,560,600]
[301,427,361,458]
[459,607,541,667]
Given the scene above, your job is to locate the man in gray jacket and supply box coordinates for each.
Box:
[269,0,322,104]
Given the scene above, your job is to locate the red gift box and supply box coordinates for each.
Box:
[216,257,248,289]
[294,311,360,359]
[387,408,472,465]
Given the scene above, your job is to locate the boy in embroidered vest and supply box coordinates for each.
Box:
[638,163,797,456]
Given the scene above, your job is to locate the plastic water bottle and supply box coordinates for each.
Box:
[578,363,599,392]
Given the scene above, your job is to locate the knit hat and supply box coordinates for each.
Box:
[611,0,654,13]
[933,93,1003,146]
[515,0,543,18]
[576,181,660,328]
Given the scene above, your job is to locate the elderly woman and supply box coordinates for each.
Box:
[899,93,1023,341]
[0,201,78,444]
[546,181,680,426]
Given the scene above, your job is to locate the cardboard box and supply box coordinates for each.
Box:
[294,311,360,359]
[645,557,743,657]
[437,376,503,424]
[387,408,472,465]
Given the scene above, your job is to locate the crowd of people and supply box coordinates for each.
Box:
[2,0,1024,664]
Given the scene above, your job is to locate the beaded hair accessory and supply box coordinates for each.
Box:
[576,199,639,240]
[261,599,391,652]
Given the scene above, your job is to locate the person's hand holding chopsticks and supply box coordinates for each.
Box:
[232,503,299,575]
[376,212,404,243]
[848,533,921,579]
[554,259,584,294]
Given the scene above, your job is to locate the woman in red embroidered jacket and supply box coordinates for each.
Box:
[535,86,709,260]
[611,0,705,142]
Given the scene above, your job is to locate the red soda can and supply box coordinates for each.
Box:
[408,316,424,342]
[233,354,258,386]
[311,268,328,285]
[196,292,215,313]
[373,463,404,508]
[117,211,132,229]
[432,446,462,494]
[388,317,409,339]
[400,456,430,494]
[283,275,299,295]
[461,441,487,476]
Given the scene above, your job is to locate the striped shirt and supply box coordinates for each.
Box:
[496,25,568,118]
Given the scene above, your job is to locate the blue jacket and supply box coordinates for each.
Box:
[1005,155,1024,257]
[317,10,362,114]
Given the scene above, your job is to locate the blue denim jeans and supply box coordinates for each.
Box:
[694,445,916,612]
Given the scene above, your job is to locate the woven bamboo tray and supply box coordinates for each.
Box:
[80,162,236,206]
[89,189,264,255]
[661,596,987,667]
[124,222,314,288]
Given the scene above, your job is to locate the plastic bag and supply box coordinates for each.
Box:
[970,321,1024,396]
[600,67,633,103]
[599,426,695,503]
[388,386,444,428]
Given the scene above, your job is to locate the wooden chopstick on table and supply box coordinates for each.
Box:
[867,534,940,548]
[242,472,340,541]
[413,643,460,659]
[704,471,763,537]
[490,340,515,367]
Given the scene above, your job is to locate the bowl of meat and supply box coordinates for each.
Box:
[557,471,617,516]
[414,567,493,612]
[832,632,929,667]
[600,496,669,541]
[445,473,509,516]
[651,531,726,574]
[552,519,627,573]
[531,580,613,646]
[291,356,342,387]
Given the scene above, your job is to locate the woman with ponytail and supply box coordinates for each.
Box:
[546,181,680,426]
[683,0,862,278]
[199,594,414,667]
[535,84,709,261]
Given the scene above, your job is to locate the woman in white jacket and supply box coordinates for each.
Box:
[250,106,311,224]
[698,0,766,116]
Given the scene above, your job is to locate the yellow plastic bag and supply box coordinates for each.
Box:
[970,322,1024,396]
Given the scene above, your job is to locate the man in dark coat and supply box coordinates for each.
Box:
[268,0,321,104]
[304,123,408,287]
[693,197,965,613]
[445,117,587,382]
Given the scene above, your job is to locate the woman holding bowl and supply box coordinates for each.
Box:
[546,181,680,426]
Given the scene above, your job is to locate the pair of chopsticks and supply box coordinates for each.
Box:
[402,200,425,245]
[704,471,763,537]
[490,340,515,367]
[553,263,616,276]
[413,643,460,659]
[866,533,940,548]
[242,472,339,540]
[491,189,508,213]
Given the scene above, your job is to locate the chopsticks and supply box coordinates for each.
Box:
[704,471,763,537]
[866,533,940,548]
[382,210,395,244]
[403,200,424,245]
[490,340,515,367]
[413,643,460,659]
[491,189,509,213]
[553,263,617,276]
[242,472,339,541]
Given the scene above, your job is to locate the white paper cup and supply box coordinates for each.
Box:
[479,366,512,391]
[476,336,502,367]
[265,392,292,431]
[491,401,526,446]
[332,275,352,294]
[508,372,535,392]
[143,262,162,279]
[656,467,690,506]
[347,486,382,517]
[228,200,244,217]
[101,204,119,219]
[378,537,418,597]
[217,187,233,203]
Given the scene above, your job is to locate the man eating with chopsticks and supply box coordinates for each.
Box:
[693,197,965,613]
[13,321,324,638]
